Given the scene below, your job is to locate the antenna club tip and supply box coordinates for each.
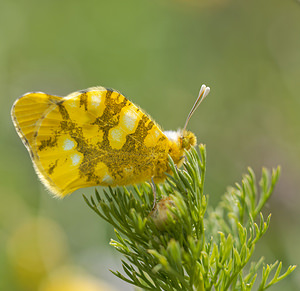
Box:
[199,84,211,99]
[204,86,210,98]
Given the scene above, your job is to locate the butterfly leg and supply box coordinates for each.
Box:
[150,177,157,210]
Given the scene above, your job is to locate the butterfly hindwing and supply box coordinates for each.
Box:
[12,87,170,196]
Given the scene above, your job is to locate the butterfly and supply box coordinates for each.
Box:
[11,85,210,197]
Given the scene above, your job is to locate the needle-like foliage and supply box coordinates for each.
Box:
[83,144,296,291]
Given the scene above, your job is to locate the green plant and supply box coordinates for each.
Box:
[84,144,296,290]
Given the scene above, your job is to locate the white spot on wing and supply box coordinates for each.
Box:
[91,93,101,108]
[154,129,160,138]
[110,128,122,142]
[122,110,138,131]
[70,153,81,166]
[63,139,75,151]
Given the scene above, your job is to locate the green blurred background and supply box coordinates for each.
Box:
[1,0,299,290]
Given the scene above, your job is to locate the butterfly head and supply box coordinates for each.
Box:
[164,129,196,149]
[163,129,196,170]
[163,85,210,168]
[180,130,197,150]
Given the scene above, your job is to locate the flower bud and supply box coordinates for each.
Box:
[149,197,177,231]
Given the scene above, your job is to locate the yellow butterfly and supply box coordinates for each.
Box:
[11,85,210,197]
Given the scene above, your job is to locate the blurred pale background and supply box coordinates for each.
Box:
[1,0,299,290]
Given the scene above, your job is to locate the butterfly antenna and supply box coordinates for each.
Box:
[183,84,210,132]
